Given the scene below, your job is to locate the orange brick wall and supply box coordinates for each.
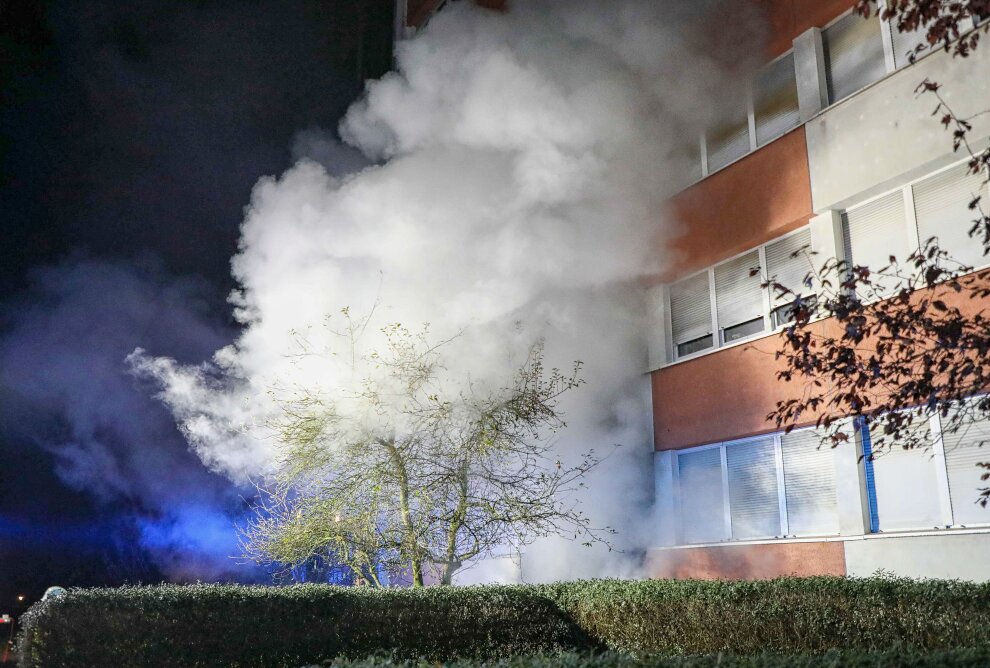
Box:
[663,127,813,283]
[653,275,990,450]
[646,540,846,579]
[756,0,857,58]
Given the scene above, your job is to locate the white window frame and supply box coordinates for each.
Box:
[672,427,842,545]
[665,225,813,364]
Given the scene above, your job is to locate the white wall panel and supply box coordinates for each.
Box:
[806,46,990,213]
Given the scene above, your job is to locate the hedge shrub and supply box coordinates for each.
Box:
[320,647,990,668]
[16,576,990,667]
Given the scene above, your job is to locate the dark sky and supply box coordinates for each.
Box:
[0,0,394,608]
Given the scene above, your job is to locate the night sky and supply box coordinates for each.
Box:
[0,0,394,609]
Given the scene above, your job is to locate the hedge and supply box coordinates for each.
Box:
[16,576,990,667]
[317,647,990,668]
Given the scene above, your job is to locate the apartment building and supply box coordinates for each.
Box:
[400,0,990,582]
[647,1,990,581]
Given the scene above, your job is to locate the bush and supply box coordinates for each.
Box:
[16,576,990,667]
[540,576,990,654]
[318,646,990,668]
[15,583,592,667]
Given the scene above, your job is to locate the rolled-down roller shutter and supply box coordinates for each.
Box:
[823,12,887,104]
[726,437,782,539]
[670,271,713,357]
[678,447,727,544]
[913,163,988,269]
[841,191,908,298]
[781,428,840,536]
[754,52,800,145]
[941,409,990,527]
[714,250,764,344]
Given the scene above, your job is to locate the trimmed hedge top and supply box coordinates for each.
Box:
[16,576,990,667]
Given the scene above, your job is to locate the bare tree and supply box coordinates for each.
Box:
[241,313,612,586]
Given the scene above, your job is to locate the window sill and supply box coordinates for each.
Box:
[657,324,794,372]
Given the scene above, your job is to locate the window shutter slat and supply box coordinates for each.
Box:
[678,448,726,544]
[706,115,750,173]
[781,429,840,536]
[726,438,781,539]
[754,53,800,145]
[765,228,813,308]
[913,163,987,268]
[670,272,713,347]
[823,13,887,104]
[842,191,907,297]
[714,250,764,335]
[941,410,990,527]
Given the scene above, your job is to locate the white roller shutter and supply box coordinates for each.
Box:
[670,271,713,356]
[765,228,813,308]
[726,437,782,539]
[870,421,943,530]
[823,12,887,104]
[941,411,990,526]
[913,163,988,269]
[706,114,750,173]
[841,191,908,298]
[754,53,800,145]
[678,448,727,544]
[781,428,840,536]
[714,250,764,343]
[889,19,928,68]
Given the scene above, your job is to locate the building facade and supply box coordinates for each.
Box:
[647,1,990,581]
[401,0,990,581]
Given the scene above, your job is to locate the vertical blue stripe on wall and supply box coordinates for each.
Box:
[857,416,881,533]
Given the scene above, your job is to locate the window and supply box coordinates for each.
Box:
[869,420,944,531]
[823,11,887,104]
[765,228,813,327]
[839,160,990,300]
[666,228,813,362]
[669,271,714,359]
[888,18,928,69]
[941,408,990,527]
[690,51,800,179]
[726,437,782,539]
[674,428,840,545]
[860,406,990,531]
[842,190,908,297]
[781,429,840,535]
[678,447,727,544]
[705,112,751,173]
[912,163,988,269]
[714,250,764,345]
[753,52,800,146]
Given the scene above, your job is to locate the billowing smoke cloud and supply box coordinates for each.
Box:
[133,0,764,580]
[0,258,263,581]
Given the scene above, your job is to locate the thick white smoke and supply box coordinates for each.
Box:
[132,0,762,581]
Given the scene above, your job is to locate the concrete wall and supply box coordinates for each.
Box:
[806,45,990,213]
[844,532,990,581]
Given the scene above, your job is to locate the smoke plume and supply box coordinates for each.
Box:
[133,0,763,581]
[0,259,264,581]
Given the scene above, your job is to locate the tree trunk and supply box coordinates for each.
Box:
[384,439,424,587]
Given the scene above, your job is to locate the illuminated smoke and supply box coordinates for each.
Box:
[132,0,763,580]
